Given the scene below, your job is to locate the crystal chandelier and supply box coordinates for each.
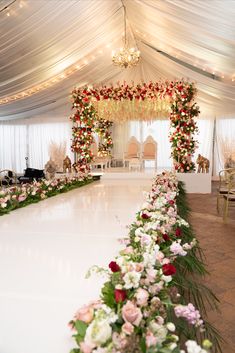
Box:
[112,5,140,69]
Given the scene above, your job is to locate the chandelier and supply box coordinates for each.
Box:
[112,5,140,69]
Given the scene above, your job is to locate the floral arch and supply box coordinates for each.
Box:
[70,81,200,173]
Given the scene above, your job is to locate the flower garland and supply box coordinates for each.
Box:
[0,174,93,215]
[70,81,199,173]
[95,118,113,157]
[69,172,213,353]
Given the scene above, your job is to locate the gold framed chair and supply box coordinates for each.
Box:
[217,168,235,213]
[222,171,235,222]
[0,169,17,188]
[123,137,141,167]
[142,136,157,169]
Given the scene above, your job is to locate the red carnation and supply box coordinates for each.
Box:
[114,289,127,303]
[162,263,176,276]
[175,228,182,237]
[109,261,121,272]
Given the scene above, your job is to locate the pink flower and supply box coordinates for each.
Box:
[135,288,149,307]
[146,268,157,283]
[18,194,27,202]
[80,342,94,353]
[75,305,94,324]
[122,300,143,326]
[146,331,158,348]
[122,322,134,335]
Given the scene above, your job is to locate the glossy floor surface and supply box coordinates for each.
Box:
[0,179,151,353]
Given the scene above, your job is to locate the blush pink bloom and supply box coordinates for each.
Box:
[89,300,102,310]
[122,246,134,254]
[18,194,27,202]
[146,331,158,348]
[75,305,94,324]
[122,322,134,335]
[122,300,143,326]
[146,268,157,283]
[135,288,149,307]
[80,342,94,353]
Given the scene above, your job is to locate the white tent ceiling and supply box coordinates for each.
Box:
[0,0,235,120]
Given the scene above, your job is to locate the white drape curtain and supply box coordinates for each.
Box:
[214,116,235,174]
[0,117,73,173]
[1,0,235,120]
[28,119,73,170]
[111,117,215,170]
[0,115,234,175]
[0,122,27,172]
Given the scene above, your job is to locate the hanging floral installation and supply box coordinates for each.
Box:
[95,118,113,157]
[70,81,200,172]
[69,172,219,353]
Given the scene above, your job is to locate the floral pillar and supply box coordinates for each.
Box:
[70,89,96,173]
[169,83,199,172]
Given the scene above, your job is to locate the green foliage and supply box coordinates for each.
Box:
[101,281,116,309]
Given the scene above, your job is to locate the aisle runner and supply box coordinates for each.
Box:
[69,172,216,353]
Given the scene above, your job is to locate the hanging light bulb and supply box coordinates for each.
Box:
[112,4,140,69]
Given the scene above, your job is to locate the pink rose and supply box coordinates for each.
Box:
[146,268,157,283]
[122,301,143,326]
[89,300,102,309]
[146,331,158,348]
[135,288,149,307]
[122,246,134,255]
[80,342,94,353]
[122,322,134,335]
[75,305,94,324]
[18,194,27,202]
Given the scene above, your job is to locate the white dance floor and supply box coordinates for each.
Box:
[0,178,151,353]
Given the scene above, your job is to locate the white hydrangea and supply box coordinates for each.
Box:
[123,271,141,289]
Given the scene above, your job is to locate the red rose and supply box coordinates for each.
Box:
[141,213,150,219]
[114,289,127,303]
[109,261,121,272]
[175,228,182,237]
[168,200,174,205]
[162,263,176,276]
[163,233,170,241]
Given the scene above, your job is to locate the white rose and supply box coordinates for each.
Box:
[185,340,206,353]
[85,320,112,346]
[166,322,176,332]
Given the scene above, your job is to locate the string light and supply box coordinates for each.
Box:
[134,28,234,82]
[0,45,107,106]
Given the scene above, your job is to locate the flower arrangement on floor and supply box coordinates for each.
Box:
[70,81,200,173]
[0,174,93,215]
[69,172,219,353]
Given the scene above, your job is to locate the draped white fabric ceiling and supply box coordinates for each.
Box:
[0,0,235,120]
